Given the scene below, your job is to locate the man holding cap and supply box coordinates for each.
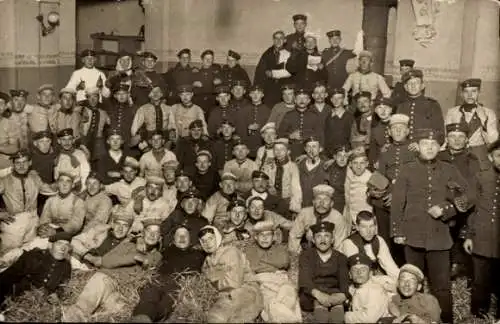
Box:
[66,49,109,103]
[221,50,251,87]
[391,128,470,323]
[289,184,349,254]
[445,78,498,169]
[298,221,348,323]
[322,30,357,90]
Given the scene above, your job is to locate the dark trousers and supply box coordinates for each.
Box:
[132,277,180,322]
[404,246,452,323]
[471,254,500,317]
[450,213,472,276]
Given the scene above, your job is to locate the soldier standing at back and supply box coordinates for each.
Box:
[322,30,357,90]
[163,49,196,105]
[192,50,222,117]
[220,50,251,87]
[285,14,307,53]
[133,51,167,107]
[391,59,414,106]
[396,70,445,151]
[445,78,498,169]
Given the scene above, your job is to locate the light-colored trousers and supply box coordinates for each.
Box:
[207,283,263,323]
[0,210,38,253]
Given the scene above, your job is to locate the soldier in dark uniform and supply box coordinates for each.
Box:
[212,120,237,173]
[133,51,167,107]
[369,97,395,167]
[391,59,415,106]
[254,30,293,107]
[396,70,445,150]
[438,123,480,280]
[105,83,137,152]
[192,49,222,117]
[287,34,326,90]
[163,48,196,105]
[465,140,500,320]
[229,79,249,115]
[0,232,72,305]
[191,150,221,201]
[324,88,354,158]
[207,85,237,138]
[285,14,307,52]
[279,88,324,159]
[220,50,251,87]
[322,30,357,90]
[391,128,470,324]
[175,119,213,171]
[239,85,271,159]
[325,145,349,212]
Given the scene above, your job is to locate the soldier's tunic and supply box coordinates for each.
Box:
[245,243,302,323]
[170,103,208,138]
[350,113,372,148]
[207,106,237,138]
[220,64,251,87]
[324,108,355,158]
[389,292,441,323]
[132,70,167,107]
[322,46,357,90]
[9,110,30,149]
[344,168,373,225]
[391,158,469,323]
[369,120,392,167]
[343,71,392,100]
[255,145,275,170]
[345,277,391,323]
[213,137,235,172]
[202,191,238,230]
[0,170,53,252]
[0,115,21,169]
[467,166,500,315]
[160,209,209,247]
[377,140,415,183]
[390,81,408,106]
[396,95,445,144]
[0,248,71,304]
[268,102,295,130]
[192,64,222,115]
[80,104,110,159]
[239,103,271,157]
[28,104,55,134]
[298,159,329,207]
[445,104,498,167]
[49,105,83,140]
[175,136,212,171]
[105,101,137,147]
[285,32,306,53]
[31,146,57,184]
[163,63,196,105]
[66,66,109,102]
[279,108,324,159]
[192,168,221,201]
[138,148,177,178]
[54,148,91,191]
[311,103,332,131]
[326,163,348,212]
[94,150,132,185]
[104,177,146,206]
[287,48,327,90]
[298,247,349,311]
[254,46,293,107]
[289,206,350,254]
[131,103,176,140]
[81,192,113,232]
[261,158,302,213]
[128,197,175,233]
[223,159,258,194]
[203,245,263,323]
[39,192,86,235]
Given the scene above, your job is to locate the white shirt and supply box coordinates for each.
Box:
[66,67,110,102]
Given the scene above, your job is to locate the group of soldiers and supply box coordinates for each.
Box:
[0,12,497,324]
